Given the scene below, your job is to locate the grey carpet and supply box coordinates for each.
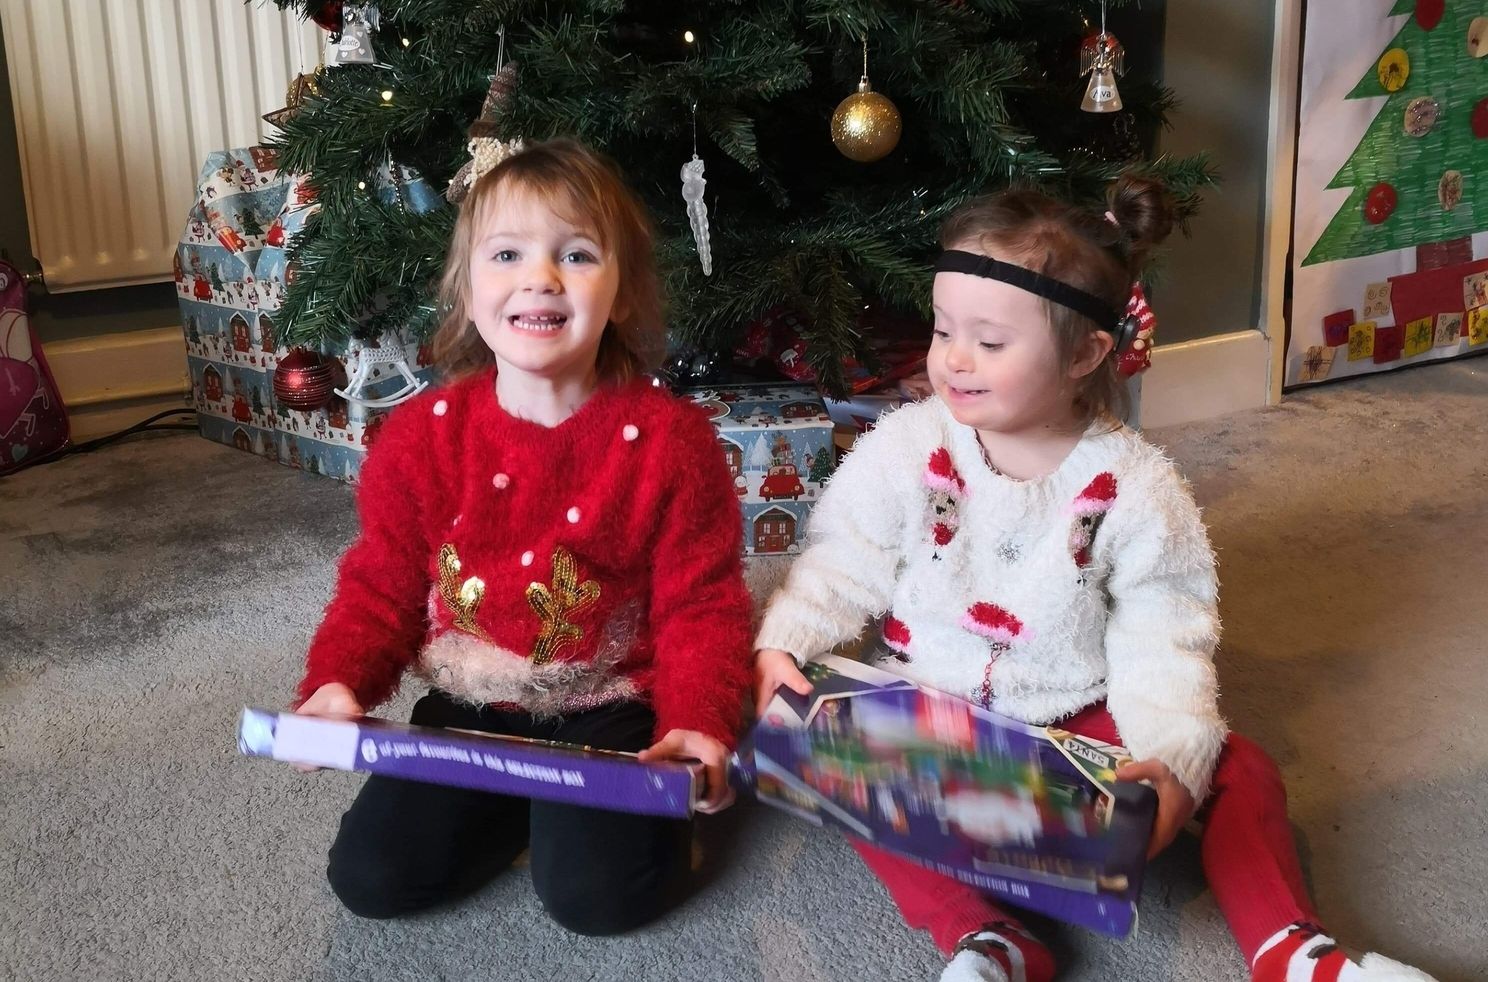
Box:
[2,361,1485,982]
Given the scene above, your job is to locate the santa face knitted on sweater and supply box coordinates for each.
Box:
[297,372,755,748]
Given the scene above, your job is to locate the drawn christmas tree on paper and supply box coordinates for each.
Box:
[1304,0,1488,267]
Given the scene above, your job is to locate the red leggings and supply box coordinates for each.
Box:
[853,703,1314,962]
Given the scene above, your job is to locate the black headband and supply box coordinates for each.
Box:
[934,250,1121,330]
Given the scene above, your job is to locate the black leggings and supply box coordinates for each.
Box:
[325,691,691,936]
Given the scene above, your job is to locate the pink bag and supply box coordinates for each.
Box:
[0,259,70,474]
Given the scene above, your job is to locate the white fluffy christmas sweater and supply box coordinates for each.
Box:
[755,397,1227,802]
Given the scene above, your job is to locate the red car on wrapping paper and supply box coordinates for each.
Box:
[759,463,805,501]
[231,393,252,423]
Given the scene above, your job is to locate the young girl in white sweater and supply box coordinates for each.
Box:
[753,179,1437,982]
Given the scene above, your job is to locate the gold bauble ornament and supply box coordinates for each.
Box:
[831,76,902,163]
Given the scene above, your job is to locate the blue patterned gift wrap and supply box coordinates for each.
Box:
[175,147,439,482]
[684,384,837,557]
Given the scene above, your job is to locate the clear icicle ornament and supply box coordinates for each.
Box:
[680,105,712,276]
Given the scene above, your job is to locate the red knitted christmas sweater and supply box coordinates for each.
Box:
[296,369,755,748]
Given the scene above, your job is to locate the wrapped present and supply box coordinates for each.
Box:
[838,336,928,397]
[733,655,1157,937]
[239,708,701,818]
[735,305,928,395]
[685,384,836,557]
[821,387,903,433]
[176,147,439,482]
[897,371,934,401]
[823,371,934,456]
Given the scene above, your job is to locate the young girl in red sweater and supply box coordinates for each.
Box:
[293,138,753,935]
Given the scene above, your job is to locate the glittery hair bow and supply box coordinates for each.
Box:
[1101,210,1154,374]
[446,62,525,204]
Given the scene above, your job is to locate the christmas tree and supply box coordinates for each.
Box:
[269,0,1210,394]
[747,434,772,471]
[809,446,833,483]
[1303,0,1482,267]
[239,209,267,238]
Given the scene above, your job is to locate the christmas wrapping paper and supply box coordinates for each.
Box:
[733,655,1156,937]
[821,387,905,433]
[684,384,836,557]
[176,147,439,481]
[239,708,701,818]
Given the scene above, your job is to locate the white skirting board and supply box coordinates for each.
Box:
[41,327,191,443]
[1139,330,1273,430]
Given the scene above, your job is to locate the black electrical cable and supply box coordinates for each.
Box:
[54,408,199,458]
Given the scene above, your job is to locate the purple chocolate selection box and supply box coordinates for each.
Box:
[238,708,701,818]
[734,655,1156,937]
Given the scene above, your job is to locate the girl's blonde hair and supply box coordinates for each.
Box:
[431,137,666,383]
[938,175,1176,426]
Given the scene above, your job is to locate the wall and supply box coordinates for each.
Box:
[1,16,187,440]
[1157,0,1279,344]
[0,18,181,345]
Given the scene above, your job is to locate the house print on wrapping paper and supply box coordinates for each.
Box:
[718,437,747,498]
[176,146,439,482]
[753,506,799,554]
[684,383,836,557]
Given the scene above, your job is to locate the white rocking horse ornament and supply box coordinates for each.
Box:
[333,339,427,409]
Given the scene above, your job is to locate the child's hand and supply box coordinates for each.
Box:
[296,681,364,718]
[290,683,364,773]
[638,729,735,814]
[753,648,813,719]
[1115,758,1196,859]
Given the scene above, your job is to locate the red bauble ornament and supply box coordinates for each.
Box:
[1364,183,1397,224]
[1416,0,1444,31]
[1473,98,1488,138]
[273,348,336,411]
[310,1,343,33]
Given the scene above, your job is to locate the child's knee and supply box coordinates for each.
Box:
[1217,732,1286,798]
[326,848,431,920]
[534,877,662,937]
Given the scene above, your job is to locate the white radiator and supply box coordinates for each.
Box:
[0,0,321,292]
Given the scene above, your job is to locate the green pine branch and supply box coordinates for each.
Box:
[263,0,1209,396]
